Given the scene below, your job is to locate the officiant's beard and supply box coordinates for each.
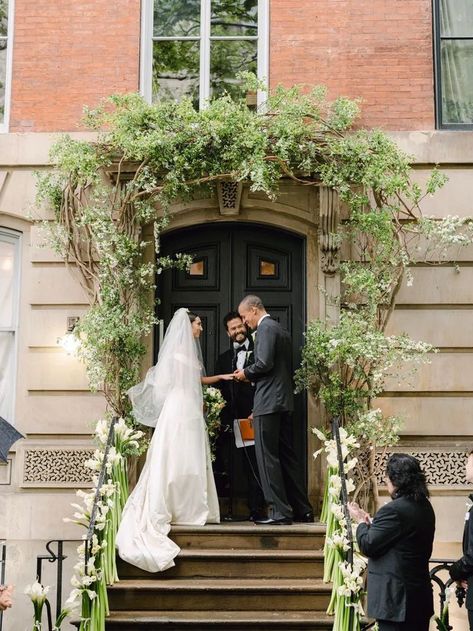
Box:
[229,330,247,344]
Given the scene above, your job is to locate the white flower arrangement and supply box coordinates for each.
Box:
[314,425,366,631]
[202,385,226,459]
[62,416,145,631]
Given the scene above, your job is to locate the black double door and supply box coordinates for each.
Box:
[158,222,307,478]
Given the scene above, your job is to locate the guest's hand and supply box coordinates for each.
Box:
[0,585,13,610]
[348,501,371,525]
[233,369,247,382]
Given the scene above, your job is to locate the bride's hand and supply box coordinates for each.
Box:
[219,374,234,381]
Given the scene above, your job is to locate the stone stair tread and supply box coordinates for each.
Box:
[110,578,331,591]
[171,523,325,535]
[105,610,334,623]
[119,549,324,563]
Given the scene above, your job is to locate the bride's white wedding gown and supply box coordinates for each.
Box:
[116,309,220,573]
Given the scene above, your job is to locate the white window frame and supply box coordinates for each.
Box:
[0,0,15,133]
[141,0,269,109]
[0,227,21,423]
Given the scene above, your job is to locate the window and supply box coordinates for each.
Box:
[0,0,13,132]
[0,228,20,423]
[141,0,269,109]
[434,0,473,128]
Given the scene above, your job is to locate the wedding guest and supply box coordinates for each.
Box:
[449,449,473,630]
[348,453,435,631]
[0,584,13,610]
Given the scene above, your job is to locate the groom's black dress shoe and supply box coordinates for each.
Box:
[254,516,293,525]
[294,511,315,523]
[248,511,267,522]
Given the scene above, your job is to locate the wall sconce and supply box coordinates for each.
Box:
[57,316,81,355]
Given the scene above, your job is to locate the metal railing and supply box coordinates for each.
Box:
[36,539,81,625]
[84,416,118,571]
[331,416,354,565]
[430,558,466,626]
[0,541,6,631]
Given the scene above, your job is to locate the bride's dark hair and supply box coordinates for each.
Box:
[187,311,199,323]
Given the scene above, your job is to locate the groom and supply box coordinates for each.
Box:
[234,295,313,525]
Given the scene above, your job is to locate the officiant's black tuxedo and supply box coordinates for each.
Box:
[243,316,312,521]
[215,340,264,516]
[450,493,473,627]
[357,495,435,629]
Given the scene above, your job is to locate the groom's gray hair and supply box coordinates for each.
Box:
[239,295,265,310]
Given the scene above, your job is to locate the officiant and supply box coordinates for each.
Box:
[214,311,265,521]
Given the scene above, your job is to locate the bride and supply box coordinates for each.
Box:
[116,308,233,572]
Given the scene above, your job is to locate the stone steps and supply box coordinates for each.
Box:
[170,523,326,550]
[107,577,332,611]
[104,610,335,630]
[117,548,325,579]
[103,523,332,630]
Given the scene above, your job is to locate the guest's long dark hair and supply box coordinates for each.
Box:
[386,453,429,501]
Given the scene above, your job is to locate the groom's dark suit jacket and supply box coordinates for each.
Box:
[243,316,294,416]
[356,495,435,623]
[450,493,473,609]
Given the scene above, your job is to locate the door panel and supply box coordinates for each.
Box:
[158,223,307,478]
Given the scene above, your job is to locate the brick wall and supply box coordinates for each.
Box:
[10,0,140,132]
[270,0,435,130]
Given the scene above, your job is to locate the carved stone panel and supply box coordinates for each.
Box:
[20,447,95,488]
[217,181,243,215]
[375,450,468,487]
[319,186,340,275]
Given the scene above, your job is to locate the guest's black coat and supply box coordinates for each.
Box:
[356,495,435,623]
[450,493,473,609]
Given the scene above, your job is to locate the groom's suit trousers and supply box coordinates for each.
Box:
[254,411,312,520]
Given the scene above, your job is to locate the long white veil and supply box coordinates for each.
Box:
[128,308,202,427]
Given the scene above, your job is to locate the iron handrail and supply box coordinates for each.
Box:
[84,416,118,572]
[331,416,354,565]
[0,541,5,631]
[430,557,465,627]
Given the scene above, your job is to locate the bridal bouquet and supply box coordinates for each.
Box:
[202,386,226,459]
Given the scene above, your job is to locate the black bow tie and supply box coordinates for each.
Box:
[235,345,247,353]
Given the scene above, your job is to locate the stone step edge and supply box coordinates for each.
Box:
[170,524,325,535]
[105,610,334,623]
[118,549,325,563]
[108,578,332,592]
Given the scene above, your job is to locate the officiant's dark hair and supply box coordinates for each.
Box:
[223,311,242,330]
[386,453,429,501]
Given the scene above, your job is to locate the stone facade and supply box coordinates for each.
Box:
[0,3,472,630]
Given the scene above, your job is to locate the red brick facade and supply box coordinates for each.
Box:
[270,0,435,130]
[9,0,435,132]
[10,0,141,132]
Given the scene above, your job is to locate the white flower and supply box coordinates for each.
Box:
[24,581,50,604]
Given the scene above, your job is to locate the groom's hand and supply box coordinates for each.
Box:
[233,369,248,382]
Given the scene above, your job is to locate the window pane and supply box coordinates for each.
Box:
[0,38,6,122]
[210,40,257,100]
[153,0,200,37]
[441,40,473,124]
[152,40,200,108]
[0,331,13,421]
[211,0,258,36]
[0,239,14,327]
[440,0,473,37]
[189,259,205,276]
[0,0,7,38]
[260,260,276,276]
